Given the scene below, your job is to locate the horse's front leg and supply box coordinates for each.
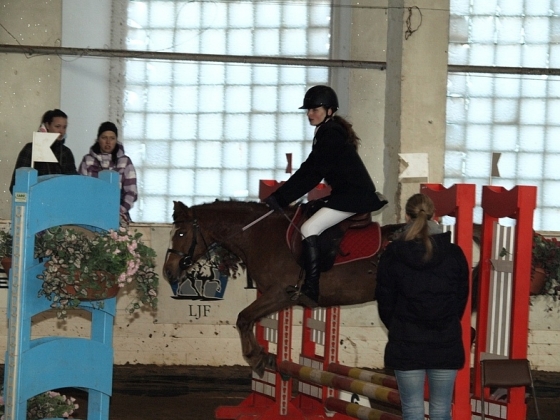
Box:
[236,285,293,377]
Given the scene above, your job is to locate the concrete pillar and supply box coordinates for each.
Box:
[333,1,389,222]
[0,0,62,218]
[383,0,450,222]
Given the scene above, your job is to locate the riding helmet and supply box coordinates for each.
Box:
[299,85,339,111]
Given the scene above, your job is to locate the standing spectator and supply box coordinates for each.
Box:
[78,121,138,224]
[10,109,77,193]
[375,193,469,420]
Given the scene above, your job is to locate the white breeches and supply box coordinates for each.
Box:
[300,207,355,239]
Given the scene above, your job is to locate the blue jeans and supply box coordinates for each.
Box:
[394,369,458,420]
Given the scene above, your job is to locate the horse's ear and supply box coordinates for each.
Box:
[172,201,191,222]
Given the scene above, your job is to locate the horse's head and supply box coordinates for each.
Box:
[163,201,212,291]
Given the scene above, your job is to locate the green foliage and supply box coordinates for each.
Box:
[0,230,12,259]
[35,226,159,318]
[531,232,560,303]
[0,388,78,419]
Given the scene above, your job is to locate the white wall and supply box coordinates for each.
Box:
[60,0,113,161]
[0,0,62,219]
[0,220,559,371]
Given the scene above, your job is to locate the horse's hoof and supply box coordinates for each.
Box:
[253,362,265,378]
[280,372,291,381]
[265,353,277,371]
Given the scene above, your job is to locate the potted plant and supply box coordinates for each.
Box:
[0,229,13,273]
[34,226,159,318]
[531,232,560,302]
[0,387,78,419]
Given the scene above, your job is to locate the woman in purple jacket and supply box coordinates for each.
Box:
[78,121,138,224]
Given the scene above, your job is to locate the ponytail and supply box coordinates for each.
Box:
[404,194,435,261]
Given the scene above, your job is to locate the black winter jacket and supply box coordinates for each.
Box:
[375,231,469,370]
[271,119,386,213]
[10,139,77,193]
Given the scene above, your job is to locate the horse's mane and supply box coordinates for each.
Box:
[173,199,297,224]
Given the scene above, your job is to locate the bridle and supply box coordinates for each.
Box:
[166,209,274,272]
[166,219,214,271]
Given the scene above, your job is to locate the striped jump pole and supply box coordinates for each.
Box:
[215,304,307,420]
[325,398,402,420]
[327,363,398,390]
[278,361,401,406]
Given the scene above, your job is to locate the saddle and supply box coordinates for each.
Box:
[286,200,382,272]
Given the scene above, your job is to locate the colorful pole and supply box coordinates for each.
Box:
[278,361,401,406]
[327,363,398,390]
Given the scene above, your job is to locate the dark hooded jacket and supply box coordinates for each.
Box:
[270,119,386,213]
[375,229,469,370]
[9,139,77,193]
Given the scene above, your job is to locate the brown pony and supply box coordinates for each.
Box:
[163,200,403,376]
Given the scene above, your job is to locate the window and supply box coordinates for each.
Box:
[447,0,560,230]
[123,0,331,223]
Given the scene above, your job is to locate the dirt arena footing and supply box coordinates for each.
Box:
[2,365,559,419]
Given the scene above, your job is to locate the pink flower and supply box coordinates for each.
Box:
[118,273,126,285]
[127,242,137,253]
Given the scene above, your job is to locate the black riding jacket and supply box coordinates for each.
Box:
[271,119,385,213]
[375,231,469,370]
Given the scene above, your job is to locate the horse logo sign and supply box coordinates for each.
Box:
[174,264,229,300]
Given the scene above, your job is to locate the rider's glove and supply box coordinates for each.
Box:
[264,195,282,212]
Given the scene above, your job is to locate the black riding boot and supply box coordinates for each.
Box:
[299,235,320,307]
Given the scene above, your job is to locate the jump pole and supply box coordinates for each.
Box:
[326,363,398,390]
[288,307,402,419]
[279,361,401,405]
[215,301,305,419]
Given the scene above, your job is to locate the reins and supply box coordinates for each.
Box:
[166,209,274,271]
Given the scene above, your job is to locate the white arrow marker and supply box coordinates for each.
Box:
[31,132,59,166]
[398,153,429,180]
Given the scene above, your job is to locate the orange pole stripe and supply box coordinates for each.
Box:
[278,361,400,406]
[327,363,399,389]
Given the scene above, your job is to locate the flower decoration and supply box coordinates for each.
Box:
[531,232,560,304]
[35,226,158,318]
[0,230,12,259]
[0,388,78,419]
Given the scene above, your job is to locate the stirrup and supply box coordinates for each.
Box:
[286,285,319,308]
[286,285,301,301]
[297,293,319,308]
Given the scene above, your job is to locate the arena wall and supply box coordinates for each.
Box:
[0,221,558,371]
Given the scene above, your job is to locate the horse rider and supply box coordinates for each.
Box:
[264,85,388,307]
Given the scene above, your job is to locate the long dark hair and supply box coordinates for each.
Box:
[332,115,360,150]
[403,193,435,261]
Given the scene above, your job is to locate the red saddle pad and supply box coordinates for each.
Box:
[335,222,381,265]
[285,207,382,265]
